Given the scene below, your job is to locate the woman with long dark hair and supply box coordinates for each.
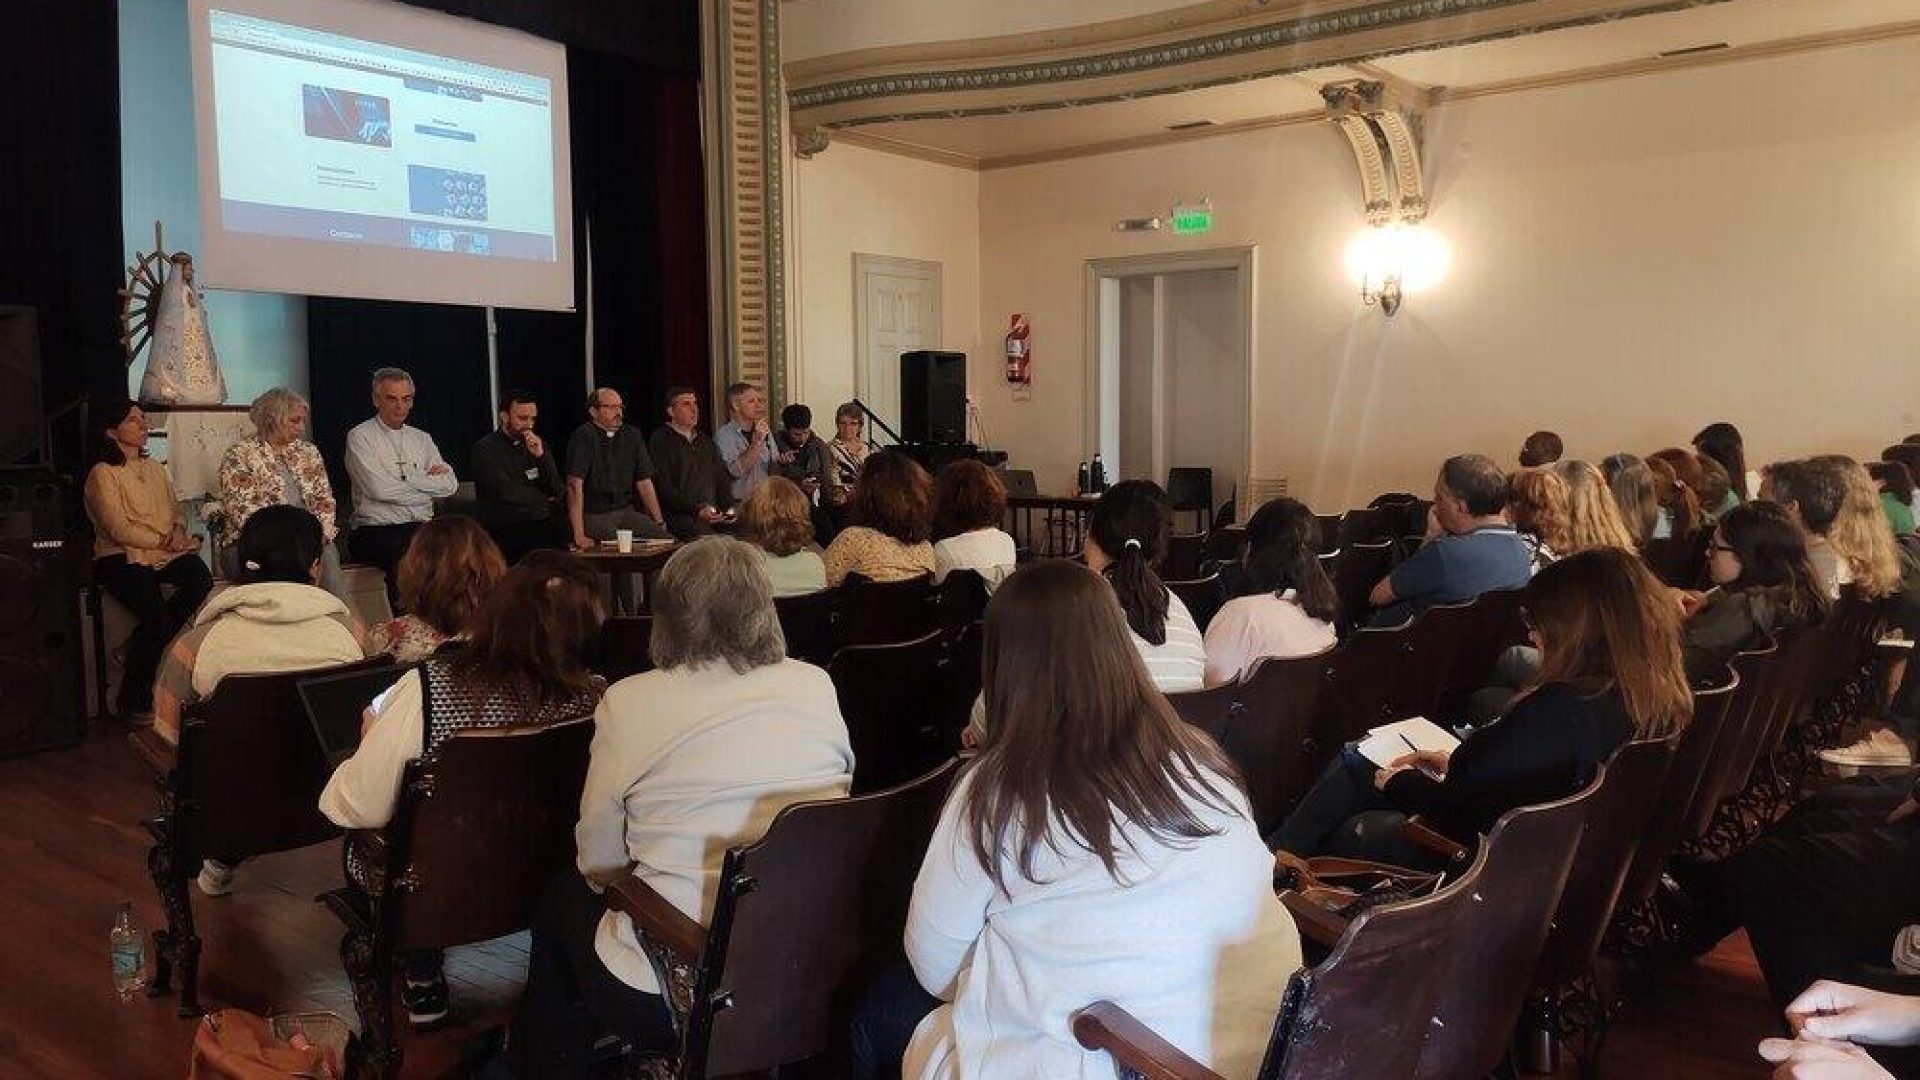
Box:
[1085,480,1206,692]
[1682,501,1829,684]
[1272,547,1692,863]
[1202,498,1336,686]
[1694,422,1755,509]
[893,560,1301,1078]
[82,399,214,719]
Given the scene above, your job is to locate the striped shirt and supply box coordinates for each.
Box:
[1132,591,1207,694]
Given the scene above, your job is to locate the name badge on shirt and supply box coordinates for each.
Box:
[524,467,542,480]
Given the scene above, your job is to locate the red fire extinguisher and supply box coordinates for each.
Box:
[1004,314,1031,385]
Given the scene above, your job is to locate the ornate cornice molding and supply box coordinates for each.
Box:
[788,0,1724,137]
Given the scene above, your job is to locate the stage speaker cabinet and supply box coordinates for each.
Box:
[900,350,967,446]
[0,468,84,757]
[0,307,43,466]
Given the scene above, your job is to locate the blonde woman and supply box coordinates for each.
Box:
[1601,453,1661,548]
[1552,459,1640,554]
[738,477,828,597]
[1508,468,1571,572]
[1810,455,1901,600]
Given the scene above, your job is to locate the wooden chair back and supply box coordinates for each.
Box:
[838,573,935,647]
[1430,589,1527,725]
[1331,541,1395,631]
[1677,641,1779,845]
[1164,532,1207,581]
[388,718,594,951]
[1266,844,1492,1079]
[1207,524,1249,564]
[776,588,842,666]
[1229,651,1335,835]
[1166,573,1225,634]
[1390,598,1477,721]
[177,655,397,862]
[691,762,960,1077]
[1643,528,1712,589]
[828,627,978,793]
[1414,777,1598,1079]
[1618,673,1738,912]
[929,569,990,632]
[1534,737,1676,992]
[1308,626,1406,764]
[1335,507,1392,547]
[1311,515,1342,554]
[594,615,655,681]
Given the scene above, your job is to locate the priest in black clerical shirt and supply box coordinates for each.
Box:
[470,390,565,561]
[648,386,736,540]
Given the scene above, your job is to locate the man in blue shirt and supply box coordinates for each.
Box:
[1369,454,1531,627]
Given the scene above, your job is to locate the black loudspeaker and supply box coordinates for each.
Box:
[0,468,84,757]
[0,307,44,466]
[900,350,967,445]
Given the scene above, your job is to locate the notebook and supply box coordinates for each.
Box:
[1354,716,1462,773]
[298,665,407,766]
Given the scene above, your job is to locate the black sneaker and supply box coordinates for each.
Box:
[402,973,451,1031]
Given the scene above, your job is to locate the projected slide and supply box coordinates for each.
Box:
[208,10,557,261]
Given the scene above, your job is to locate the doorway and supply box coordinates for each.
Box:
[853,254,942,434]
[1087,247,1254,518]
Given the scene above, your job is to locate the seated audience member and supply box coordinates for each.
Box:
[930,460,1017,588]
[1601,453,1661,547]
[1519,429,1564,468]
[565,387,669,551]
[828,402,872,507]
[1759,980,1920,1080]
[345,368,459,601]
[154,505,367,896]
[320,550,606,1029]
[714,381,772,502]
[367,516,507,663]
[1681,502,1830,684]
[1273,547,1690,862]
[1554,459,1644,553]
[469,390,565,562]
[84,400,215,719]
[216,387,346,597]
[647,387,735,540]
[770,403,837,503]
[1086,481,1207,693]
[823,450,939,585]
[1202,498,1337,687]
[1883,444,1920,521]
[1697,455,1734,524]
[1815,456,1903,600]
[1368,454,1532,627]
[1762,460,1849,598]
[1647,449,1709,540]
[511,538,852,1075]
[1508,467,1572,572]
[857,559,1302,1079]
[1694,421,1758,512]
[737,477,827,597]
[1870,461,1917,536]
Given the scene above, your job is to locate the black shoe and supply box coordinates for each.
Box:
[402,972,451,1030]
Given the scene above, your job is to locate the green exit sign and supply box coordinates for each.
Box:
[1171,203,1213,235]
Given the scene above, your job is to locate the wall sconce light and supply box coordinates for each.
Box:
[1322,78,1443,316]
[1345,222,1449,315]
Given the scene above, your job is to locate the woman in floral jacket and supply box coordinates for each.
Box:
[216,387,348,598]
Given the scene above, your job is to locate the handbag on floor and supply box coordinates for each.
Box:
[187,1008,348,1080]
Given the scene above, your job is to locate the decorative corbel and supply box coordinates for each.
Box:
[793,127,830,159]
[1321,78,1430,225]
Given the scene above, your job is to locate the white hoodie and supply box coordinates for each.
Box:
[176,581,365,698]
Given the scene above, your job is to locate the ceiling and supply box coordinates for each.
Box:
[788,0,1920,168]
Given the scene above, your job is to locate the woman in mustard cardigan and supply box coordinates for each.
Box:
[83,400,213,718]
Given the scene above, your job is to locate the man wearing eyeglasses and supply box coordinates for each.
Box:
[344,366,459,603]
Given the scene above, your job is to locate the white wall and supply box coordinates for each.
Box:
[967,35,1920,510]
[789,141,981,419]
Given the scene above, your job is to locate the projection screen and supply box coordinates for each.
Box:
[187,0,575,310]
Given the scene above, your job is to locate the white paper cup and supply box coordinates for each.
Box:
[615,529,634,553]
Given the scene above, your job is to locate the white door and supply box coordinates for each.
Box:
[854,254,942,436]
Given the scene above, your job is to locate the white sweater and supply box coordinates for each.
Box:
[932,528,1018,588]
[577,659,854,994]
[903,769,1302,1079]
[1133,591,1207,694]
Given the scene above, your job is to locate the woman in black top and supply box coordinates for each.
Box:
[1681,501,1829,685]
[1270,547,1693,861]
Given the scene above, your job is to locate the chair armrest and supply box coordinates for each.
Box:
[128,728,176,777]
[1071,1001,1224,1080]
[1278,890,1352,947]
[1402,817,1470,864]
[607,875,708,962]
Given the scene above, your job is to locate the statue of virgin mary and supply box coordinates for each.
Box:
[138,253,227,405]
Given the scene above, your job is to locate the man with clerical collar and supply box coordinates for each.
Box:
[470,389,565,561]
[564,387,669,552]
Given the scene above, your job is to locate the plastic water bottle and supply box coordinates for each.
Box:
[109,902,147,1000]
[1090,454,1108,493]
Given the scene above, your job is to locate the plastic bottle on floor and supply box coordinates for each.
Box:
[109,901,147,1000]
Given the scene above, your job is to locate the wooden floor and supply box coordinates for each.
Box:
[0,720,1780,1078]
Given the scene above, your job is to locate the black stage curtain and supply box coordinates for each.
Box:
[2,0,126,474]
